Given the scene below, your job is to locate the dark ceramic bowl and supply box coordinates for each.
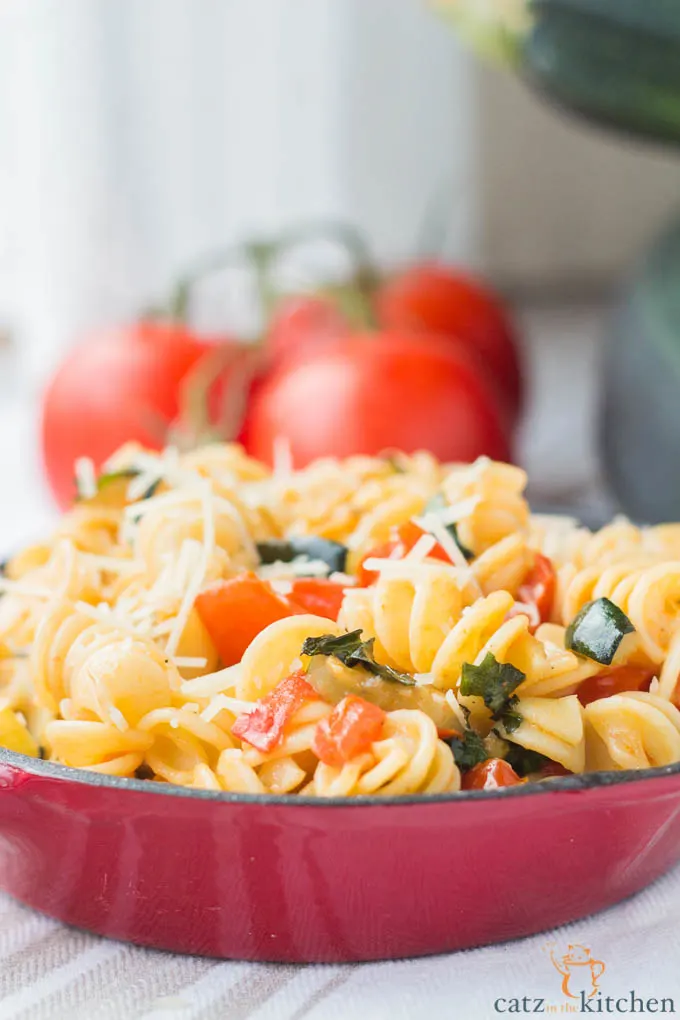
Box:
[1,748,680,962]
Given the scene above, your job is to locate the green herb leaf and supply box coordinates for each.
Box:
[423,493,474,560]
[460,653,525,725]
[302,631,365,661]
[499,705,523,734]
[301,629,416,686]
[502,744,551,777]
[347,639,418,686]
[448,729,489,770]
[565,597,634,665]
[257,537,347,574]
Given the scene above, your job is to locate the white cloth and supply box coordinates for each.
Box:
[2,866,680,1019]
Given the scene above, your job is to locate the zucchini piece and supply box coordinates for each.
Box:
[436,0,680,146]
[565,597,634,665]
[523,5,680,145]
[75,468,160,503]
[256,537,348,574]
[532,0,680,46]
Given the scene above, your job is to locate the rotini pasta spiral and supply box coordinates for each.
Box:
[32,599,179,725]
[277,453,444,548]
[584,691,680,771]
[339,562,476,675]
[131,490,259,578]
[45,719,153,776]
[499,695,585,773]
[441,459,529,554]
[137,706,234,785]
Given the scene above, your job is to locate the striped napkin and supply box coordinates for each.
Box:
[2,865,680,1020]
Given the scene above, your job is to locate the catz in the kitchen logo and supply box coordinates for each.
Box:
[492,941,676,1014]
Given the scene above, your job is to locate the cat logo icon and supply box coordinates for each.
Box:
[548,942,606,1000]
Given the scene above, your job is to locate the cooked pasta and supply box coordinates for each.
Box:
[1,443,680,796]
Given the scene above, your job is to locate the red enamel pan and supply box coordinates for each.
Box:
[1,748,680,962]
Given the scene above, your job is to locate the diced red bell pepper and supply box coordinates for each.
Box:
[509,553,556,633]
[232,670,320,753]
[288,578,347,621]
[312,694,386,767]
[356,520,451,586]
[462,758,523,790]
[577,665,654,707]
[195,573,304,667]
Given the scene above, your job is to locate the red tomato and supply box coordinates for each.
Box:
[266,296,346,366]
[577,666,654,707]
[41,321,239,509]
[288,579,347,621]
[195,573,303,667]
[232,670,319,753]
[377,263,523,423]
[462,759,523,791]
[356,521,451,587]
[509,553,557,632]
[312,695,386,767]
[243,333,511,468]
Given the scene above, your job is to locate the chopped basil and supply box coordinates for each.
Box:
[257,537,347,574]
[423,493,474,561]
[502,745,552,777]
[460,653,525,731]
[301,629,416,686]
[499,705,523,734]
[565,597,634,665]
[448,729,489,770]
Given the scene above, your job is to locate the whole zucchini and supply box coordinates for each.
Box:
[600,215,680,522]
[435,0,680,146]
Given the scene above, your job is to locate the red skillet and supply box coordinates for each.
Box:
[1,750,680,961]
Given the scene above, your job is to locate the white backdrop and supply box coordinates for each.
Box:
[0,0,473,379]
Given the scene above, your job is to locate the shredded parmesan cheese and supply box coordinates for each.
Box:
[171,656,208,669]
[445,689,468,729]
[201,694,254,723]
[404,533,436,562]
[0,579,53,599]
[413,514,469,569]
[272,435,293,480]
[180,664,243,700]
[74,457,97,500]
[109,706,129,732]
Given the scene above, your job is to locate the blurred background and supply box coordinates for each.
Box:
[1,0,679,544]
